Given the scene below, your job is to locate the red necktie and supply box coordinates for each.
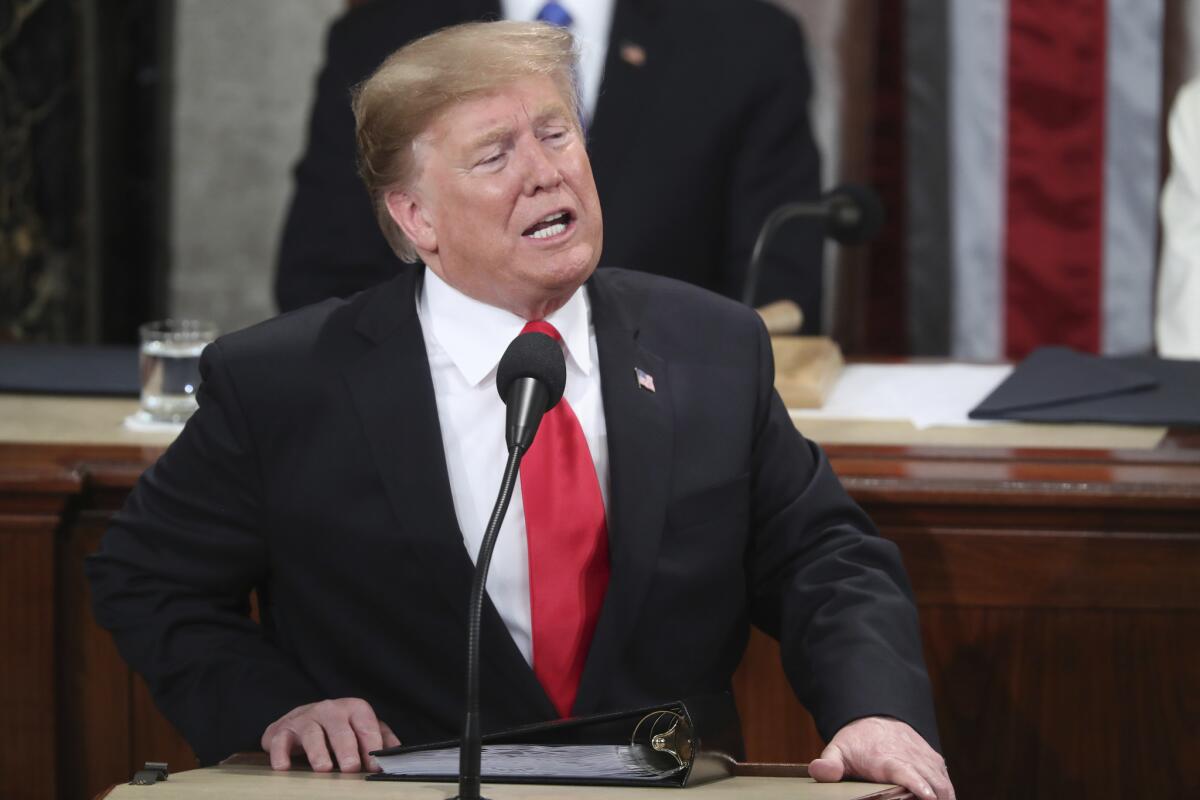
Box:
[519,320,610,718]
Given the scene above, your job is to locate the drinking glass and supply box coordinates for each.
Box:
[138,319,218,423]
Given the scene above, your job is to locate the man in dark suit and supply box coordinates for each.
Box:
[88,21,953,800]
[275,0,825,330]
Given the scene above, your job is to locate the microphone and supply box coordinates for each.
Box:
[495,331,567,453]
[740,184,886,306]
[819,184,886,245]
[455,330,566,800]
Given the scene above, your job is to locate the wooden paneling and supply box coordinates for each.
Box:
[923,607,1200,799]
[888,526,1200,610]
[1,520,60,800]
[56,515,130,800]
[0,446,172,800]
[735,435,1200,799]
[56,507,195,800]
[737,527,1200,798]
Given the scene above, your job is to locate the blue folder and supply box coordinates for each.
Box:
[0,344,140,397]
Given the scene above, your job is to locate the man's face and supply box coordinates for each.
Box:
[388,76,603,319]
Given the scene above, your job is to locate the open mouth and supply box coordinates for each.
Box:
[522,211,573,240]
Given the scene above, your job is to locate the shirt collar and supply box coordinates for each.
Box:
[419,267,594,387]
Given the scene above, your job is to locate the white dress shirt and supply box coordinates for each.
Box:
[502,0,616,122]
[416,268,609,665]
[1157,78,1200,359]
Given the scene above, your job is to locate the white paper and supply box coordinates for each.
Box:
[790,364,1013,429]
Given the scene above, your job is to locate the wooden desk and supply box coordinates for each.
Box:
[2,396,1198,800]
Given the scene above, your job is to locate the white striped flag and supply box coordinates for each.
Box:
[804,0,1188,358]
[951,0,1165,359]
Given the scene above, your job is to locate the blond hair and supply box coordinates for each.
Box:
[352,21,581,263]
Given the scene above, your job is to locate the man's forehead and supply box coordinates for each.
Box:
[425,81,574,147]
[466,103,572,146]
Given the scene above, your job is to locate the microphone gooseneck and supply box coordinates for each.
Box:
[454,330,566,800]
[455,446,521,800]
[740,184,886,306]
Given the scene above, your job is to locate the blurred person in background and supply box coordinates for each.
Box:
[1157,77,1200,358]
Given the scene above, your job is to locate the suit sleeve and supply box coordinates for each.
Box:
[274,16,398,312]
[85,341,324,765]
[743,319,941,749]
[724,12,825,331]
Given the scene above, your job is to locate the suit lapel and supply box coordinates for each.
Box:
[342,269,554,719]
[573,272,674,714]
[588,0,670,184]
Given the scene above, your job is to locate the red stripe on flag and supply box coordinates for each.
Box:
[1003,0,1107,358]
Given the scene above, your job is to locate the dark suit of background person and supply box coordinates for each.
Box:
[274,0,826,330]
[86,265,938,766]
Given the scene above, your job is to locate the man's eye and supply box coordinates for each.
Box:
[478,152,505,167]
[542,129,568,143]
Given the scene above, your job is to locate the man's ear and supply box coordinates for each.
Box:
[385,189,438,254]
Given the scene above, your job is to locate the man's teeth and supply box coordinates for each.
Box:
[525,212,570,239]
[529,222,567,239]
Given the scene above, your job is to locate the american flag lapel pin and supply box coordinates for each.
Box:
[620,41,647,68]
[635,367,656,393]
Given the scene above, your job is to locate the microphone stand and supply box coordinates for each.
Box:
[454,445,523,800]
[740,202,824,306]
[453,331,560,800]
[740,186,884,309]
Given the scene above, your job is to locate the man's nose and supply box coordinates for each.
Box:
[521,141,563,195]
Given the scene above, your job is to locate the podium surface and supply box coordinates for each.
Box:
[96,761,909,800]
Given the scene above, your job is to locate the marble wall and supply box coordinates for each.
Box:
[168,0,341,335]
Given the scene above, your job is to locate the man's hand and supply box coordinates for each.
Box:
[261,698,401,772]
[809,716,954,800]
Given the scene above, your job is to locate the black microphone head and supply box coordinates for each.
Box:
[496,331,567,409]
[824,184,886,245]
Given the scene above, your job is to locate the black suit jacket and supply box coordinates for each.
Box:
[87,266,937,766]
[275,0,824,328]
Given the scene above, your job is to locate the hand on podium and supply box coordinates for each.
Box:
[261,697,401,773]
[809,716,954,800]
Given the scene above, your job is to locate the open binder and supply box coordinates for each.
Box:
[367,692,745,788]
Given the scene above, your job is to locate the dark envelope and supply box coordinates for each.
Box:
[0,344,140,397]
[969,346,1200,426]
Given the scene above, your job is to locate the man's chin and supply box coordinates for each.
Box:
[534,245,597,289]
[511,263,595,319]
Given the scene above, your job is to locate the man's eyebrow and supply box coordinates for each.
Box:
[463,105,574,153]
[532,104,572,126]
[466,126,513,152]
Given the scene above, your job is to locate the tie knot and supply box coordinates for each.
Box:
[522,320,563,342]
[536,1,573,28]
